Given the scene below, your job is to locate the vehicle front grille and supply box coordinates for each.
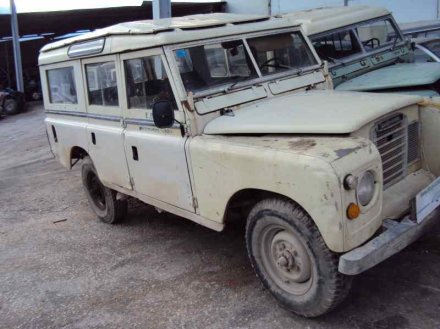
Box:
[372,114,411,189]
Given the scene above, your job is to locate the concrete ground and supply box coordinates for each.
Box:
[1,103,440,329]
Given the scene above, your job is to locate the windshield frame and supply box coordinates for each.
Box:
[310,14,407,68]
[164,27,322,99]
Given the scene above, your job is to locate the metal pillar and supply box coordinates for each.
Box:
[10,0,23,92]
[152,0,171,19]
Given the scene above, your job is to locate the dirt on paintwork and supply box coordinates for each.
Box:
[1,103,440,329]
[288,139,317,151]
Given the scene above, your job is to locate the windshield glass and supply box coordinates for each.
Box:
[356,18,402,52]
[311,30,362,62]
[246,32,317,76]
[173,31,317,94]
[174,40,257,93]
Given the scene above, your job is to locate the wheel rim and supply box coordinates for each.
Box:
[5,101,16,112]
[86,171,106,211]
[259,224,313,296]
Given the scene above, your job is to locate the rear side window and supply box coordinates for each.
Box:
[47,67,77,104]
[85,61,119,106]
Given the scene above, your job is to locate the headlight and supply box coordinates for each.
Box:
[357,171,376,206]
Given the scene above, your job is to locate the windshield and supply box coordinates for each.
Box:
[173,31,318,94]
[356,18,402,52]
[310,17,403,62]
[311,30,363,62]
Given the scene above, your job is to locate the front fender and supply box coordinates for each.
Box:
[189,135,375,252]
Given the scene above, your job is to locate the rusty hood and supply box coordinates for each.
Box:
[203,90,422,135]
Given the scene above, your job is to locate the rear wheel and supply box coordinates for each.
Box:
[3,99,18,115]
[246,198,351,317]
[82,157,127,224]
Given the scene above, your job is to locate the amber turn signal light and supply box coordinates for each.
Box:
[347,203,360,220]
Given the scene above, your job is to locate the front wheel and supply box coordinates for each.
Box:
[246,199,351,317]
[81,157,127,224]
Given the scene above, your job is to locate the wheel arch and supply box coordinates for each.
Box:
[222,187,342,252]
[69,146,89,169]
[223,188,312,224]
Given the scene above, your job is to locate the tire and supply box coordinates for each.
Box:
[81,157,127,224]
[3,98,18,115]
[245,198,352,317]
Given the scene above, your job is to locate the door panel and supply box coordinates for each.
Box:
[121,49,194,211]
[87,121,132,189]
[82,55,132,190]
[125,128,194,211]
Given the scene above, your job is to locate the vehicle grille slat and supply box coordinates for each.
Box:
[372,114,408,189]
[375,126,406,143]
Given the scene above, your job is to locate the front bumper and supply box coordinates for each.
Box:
[339,209,439,275]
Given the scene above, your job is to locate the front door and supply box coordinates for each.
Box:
[121,49,194,211]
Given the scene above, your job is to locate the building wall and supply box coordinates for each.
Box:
[226,0,440,23]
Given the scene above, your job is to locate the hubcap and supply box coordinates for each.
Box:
[271,231,311,283]
[260,224,314,296]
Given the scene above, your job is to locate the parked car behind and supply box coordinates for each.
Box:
[284,6,440,97]
[0,82,26,115]
[400,19,440,38]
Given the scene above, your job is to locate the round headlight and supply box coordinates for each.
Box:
[357,171,376,206]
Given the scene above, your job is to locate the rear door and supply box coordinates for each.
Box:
[120,49,194,211]
[82,55,132,190]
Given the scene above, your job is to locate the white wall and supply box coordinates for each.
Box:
[226,0,440,23]
[225,0,269,15]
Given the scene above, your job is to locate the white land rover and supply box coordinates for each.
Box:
[39,13,440,317]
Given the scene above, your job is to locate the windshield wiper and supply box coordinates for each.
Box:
[225,76,250,92]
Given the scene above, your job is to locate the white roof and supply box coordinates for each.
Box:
[41,13,280,53]
[282,6,390,36]
[39,13,300,65]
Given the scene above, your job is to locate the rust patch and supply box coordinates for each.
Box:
[288,139,316,151]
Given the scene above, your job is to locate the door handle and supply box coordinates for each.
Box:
[132,146,139,161]
[91,132,96,145]
[51,125,58,143]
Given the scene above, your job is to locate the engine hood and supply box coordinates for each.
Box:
[336,63,440,92]
[203,90,422,135]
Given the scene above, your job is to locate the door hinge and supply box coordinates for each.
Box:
[129,177,135,188]
[192,196,198,209]
[121,118,127,128]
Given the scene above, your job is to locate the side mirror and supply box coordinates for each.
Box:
[152,100,174,128]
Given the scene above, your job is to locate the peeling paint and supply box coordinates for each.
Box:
[288,139,317,151]
[335,146,363,159]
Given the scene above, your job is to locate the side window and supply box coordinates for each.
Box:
[47,67,77,104]
[312,30,362,61]
[85,61,119,106]
[124,55,177,110]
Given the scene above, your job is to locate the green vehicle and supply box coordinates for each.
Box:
[284,6,440,97]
